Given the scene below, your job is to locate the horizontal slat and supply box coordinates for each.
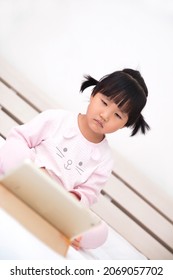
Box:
[111,150,173,222]
[0,81,38,123]
[91,195,173,260]
[103,174,173,250]
[0,110,18,138]
[0,56,60,111]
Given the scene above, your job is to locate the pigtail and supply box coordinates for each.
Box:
[80,75,98,92]
[130,114,150,136]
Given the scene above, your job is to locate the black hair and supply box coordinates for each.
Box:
[80,68,150,136]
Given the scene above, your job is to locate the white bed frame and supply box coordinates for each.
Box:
[0,56,172,260]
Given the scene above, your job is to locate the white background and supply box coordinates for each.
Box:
[0,0,173,197]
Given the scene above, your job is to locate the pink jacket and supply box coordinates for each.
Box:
[0,109,114,249]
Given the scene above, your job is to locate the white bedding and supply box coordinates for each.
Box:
[0,209,146,260]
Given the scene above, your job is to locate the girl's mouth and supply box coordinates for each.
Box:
[94,119,103,128]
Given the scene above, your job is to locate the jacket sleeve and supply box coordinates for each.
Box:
[80,220,109,249]
[0,109,59,175]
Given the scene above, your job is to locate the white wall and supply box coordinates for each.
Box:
[0,0,173,196]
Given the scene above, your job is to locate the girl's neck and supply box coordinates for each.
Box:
[78,113,105,143]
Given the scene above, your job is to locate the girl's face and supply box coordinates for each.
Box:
[86,92,128,139]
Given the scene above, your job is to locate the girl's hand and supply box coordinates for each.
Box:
[71,236,82,250]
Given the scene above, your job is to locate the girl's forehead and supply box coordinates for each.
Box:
[102,92,130,105]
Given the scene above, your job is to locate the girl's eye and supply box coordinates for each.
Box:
[115,113,122,119]
[101,99,107,106]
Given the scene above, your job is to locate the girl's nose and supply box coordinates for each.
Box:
[100,112,109,122]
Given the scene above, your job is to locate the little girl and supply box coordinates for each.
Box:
[0,68,150,250]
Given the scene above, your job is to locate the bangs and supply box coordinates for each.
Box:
[108,91,145,115]
[107,91,133,115]
[104,90,146,125]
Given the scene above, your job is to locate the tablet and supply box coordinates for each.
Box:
[0,160,101,240]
